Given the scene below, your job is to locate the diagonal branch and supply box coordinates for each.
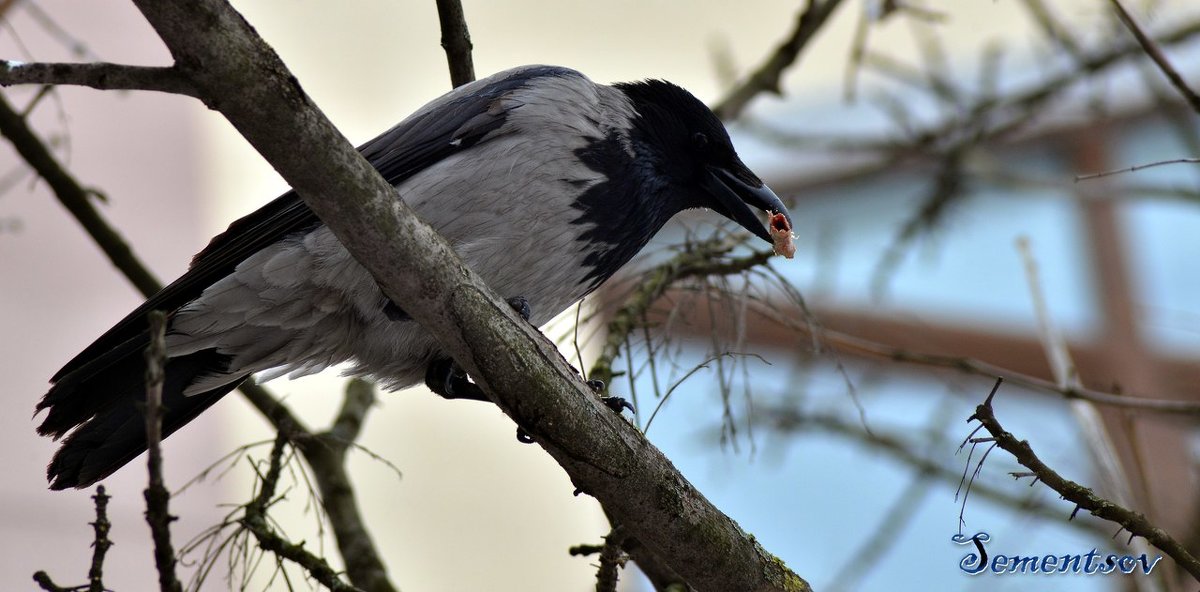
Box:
[0,61,198,96]
[1108,0,1200,114]
[713,0,848,120]
[740,299,1200,416]
[114,1,808,590]
[0,75,398,592]
[971,380,1200,582]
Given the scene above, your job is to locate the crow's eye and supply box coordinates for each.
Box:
[692,132,709,150]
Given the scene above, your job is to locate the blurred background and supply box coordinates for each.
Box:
[2,1,1199,590]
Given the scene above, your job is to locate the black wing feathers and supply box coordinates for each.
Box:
[38,66,577,487]
[50,66,565,385]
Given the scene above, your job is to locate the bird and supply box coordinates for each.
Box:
[36,64,793,490]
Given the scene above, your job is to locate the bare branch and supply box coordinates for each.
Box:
[293,380,399,592]
[433,0,475,88]
[1,65,401,591]
[595,526,628,592]
[0,61,198,96]
[1075,157,1200,181]
[143,310,183,592]
[590,239,774,387]
[762,407,1110,539]
[242,430,365,592]
[86,486,113,592]
[713,0,848,120]
[31,486,115,592]
[970,381,1200,582]
[31,571,69,592]
[1108,0,1200,114]
[743,299,1200,416]
[124,2,808,589]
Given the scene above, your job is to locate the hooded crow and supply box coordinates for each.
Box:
[36,65,792,490]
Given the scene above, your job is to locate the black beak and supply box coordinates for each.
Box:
[703,166,792,244]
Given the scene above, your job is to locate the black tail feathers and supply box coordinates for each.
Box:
[38,344,240,490]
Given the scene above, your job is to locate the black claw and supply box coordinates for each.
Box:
[506,296,531,322]
[602,396,635,415]
[425,358,488,402]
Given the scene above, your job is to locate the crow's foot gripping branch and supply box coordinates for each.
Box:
[586,379,635,415]
[425,297,634,444]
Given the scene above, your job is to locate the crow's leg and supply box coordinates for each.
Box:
[506,296,531,323]
[424,296,539,442]
[585,379,635,415]
[424,357,488,402]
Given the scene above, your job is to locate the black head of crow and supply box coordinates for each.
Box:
[36,65,793,490]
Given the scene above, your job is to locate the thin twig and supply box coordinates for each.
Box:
[1108,0,1200,114]
[241,429,365,592]
[827,476,931,592]
[740,299,1200,416]
[2,65,396,592]
[589,239,773,387]
[31,485,116,592]
[1014,236,1081,391]
[31,572,70,592]
[869,149,964,299]
[0,61,198,96]
[1075,157,1200,181]
[970,380,1200,582]
[713,0,849,120]
[144,310,183,592]
[1015,238,1160,578]
[763,406,1110,538]
[434,0,475,88]
[87,486,113,592]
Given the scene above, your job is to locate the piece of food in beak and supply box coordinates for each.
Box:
[769,211,795,259]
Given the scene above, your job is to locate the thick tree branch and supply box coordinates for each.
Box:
[0,61,198,96]
[970,380,1200,581]
[111,1,807,589]
[713,0,848,120]
[291,380,398,592]
[433,0,475,88]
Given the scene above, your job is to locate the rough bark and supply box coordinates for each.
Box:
[116,1,808,590]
